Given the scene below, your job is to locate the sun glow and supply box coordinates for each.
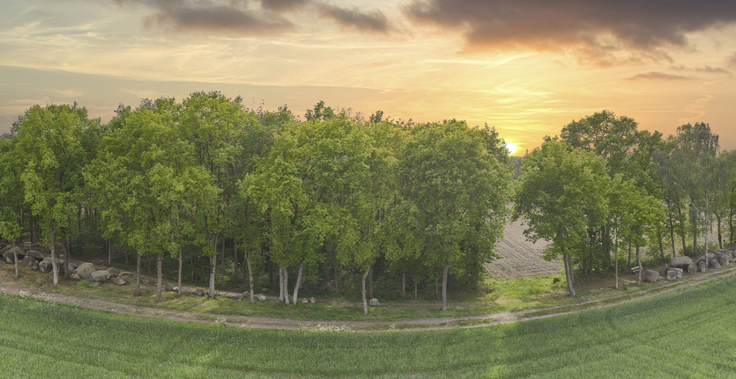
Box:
[505,142,520,155]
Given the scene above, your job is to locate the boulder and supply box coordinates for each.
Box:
[666,270,678,281]
[0,245,12,255]
[2,247,23,263]
[70,273,80,280]
[24,250,43,260]
[369,298,379,306]
[63,263,78,277]
[32,260,39,270]
[107,267,120,277]
[710,259,721,269]
[74,263,96,280]
[659,264,669,278]
[671,268,683,279]
[90,282,100,288]
[110,276,128,285]
[309,297,316,304]
[38,259,53,273]
[21,255,36,267]
[687,263,698,275]
[644,270,660,283]
[90,270,112,282]
[669,256,692,269]
[699,261,707,273]
[301,298,308,303]
[258,294,266,302]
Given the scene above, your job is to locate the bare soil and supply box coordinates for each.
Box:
[486,216,561,278]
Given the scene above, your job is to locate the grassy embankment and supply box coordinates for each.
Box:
[2,260,690,322]
[2,272,736,378]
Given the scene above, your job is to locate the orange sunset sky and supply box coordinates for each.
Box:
[2,0,736,154]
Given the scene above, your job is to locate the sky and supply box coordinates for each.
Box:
[2,0,736,155]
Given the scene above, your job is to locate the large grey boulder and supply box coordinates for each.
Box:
[258,294,267,302]
[309,297,316,304]
[666,270,678,281]
[107,267,120,277]
[369,298,380,306]
[687,263,698,275]
[0,245,12,255]
[63,263,78,277]
[2,247,23,263]
[74,263,96,280]
[90,270,112,282]
[21,255,36,267]
[669,256,692,269]
[644,270,660,283]
[659,264,669,277]
[38,259,53,273]
[699,261,707,273]
[24,250,43,260]
[709,259,721,269]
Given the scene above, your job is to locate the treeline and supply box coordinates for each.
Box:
[515,111,736,295]
[0,93,513,312]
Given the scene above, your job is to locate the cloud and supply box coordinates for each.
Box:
[260,0,308,13]
[671,65,732,76]
[625,72,693,81]
[317,4,390,33]
[729,51,736,67]
[113,0,293,35]
[405,0,736,64]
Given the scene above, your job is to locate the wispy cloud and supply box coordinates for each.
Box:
[625,72,692,81]
[260,0,309,13]
[317,4,390,33]
[671,65,732,76]
[404,0,736,65]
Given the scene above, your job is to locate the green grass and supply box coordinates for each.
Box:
[3,274,736,378]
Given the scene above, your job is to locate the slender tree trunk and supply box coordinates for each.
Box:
[441,265,449,311]
[279,267,284,302]
[677,205,687,252]
[13,240,18,279]
[636,242,642,285]
[627,243,632,268]
[50,223,58,285]
[107,240,111,265]
[658,228,665,260]
[209,254,217,299]
[369,264,374,299]
[283,268,290,305]
[615,236,619,289]
[156,252,163,301]
[233,235,238,288]
[220,238,225,286]
[246,248,254,304]
[135,252,141,296]
[362,266,370,315]
[705,200,710,269]
[717,214,723,249]
[668,210,677,257]
[178,247,182,295]
[292,259,305,304]
[563,253,575,297]
[402,273,406,299]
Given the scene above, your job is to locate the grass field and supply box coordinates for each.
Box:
[2,273,736,378]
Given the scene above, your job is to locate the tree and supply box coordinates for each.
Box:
[655,123,721,267]
[396,121,512,310]
[515,140,609,297]
[14,104,90,285]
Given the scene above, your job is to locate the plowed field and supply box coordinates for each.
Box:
[486,215,561,278]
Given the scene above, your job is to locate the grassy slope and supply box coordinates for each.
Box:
[2,275,736,378]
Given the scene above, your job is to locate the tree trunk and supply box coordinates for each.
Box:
[178,247,182,295]
[717,214,723,249]
[402,273,406,299]
[292,259,305,304]
[283,268,290,305]
[209,253,217,299]
[677,205,686,253]
[220,238,225,286]
[233,236,238,288]
[135,252,141,296]
[107,240,111,265]
[279,267,284,302]
[563,253,575,297]
[614,237,619,289]
[668,209,676,257]
[361,266,370,315]
[636,242,642,285]
[246,248,254,304]
[627,243,631,268]
[64,227,71,279]
[414,280,418,300]
[704,199,710,269]
[658,228,664,260]
[369,264,374,299]
[156,252,163,301]
[13,240,18,279]
[50,223,58,285]
[441,265,449,311]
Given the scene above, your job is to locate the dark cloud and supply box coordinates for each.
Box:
[317,4,390,33]
[671,65,732,76]
[260,0,308,13]
[405,0,736,64]
[113,0,293,34]
[625,72,692,81]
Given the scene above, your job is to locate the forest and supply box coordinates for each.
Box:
[1,91,734,311]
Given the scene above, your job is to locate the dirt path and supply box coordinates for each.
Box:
[3,265,736,332]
